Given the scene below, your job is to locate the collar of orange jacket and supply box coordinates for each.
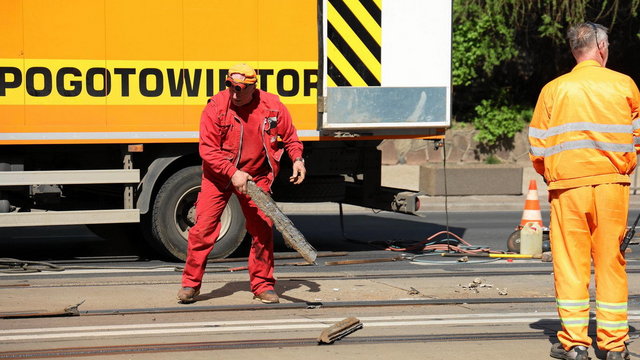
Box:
[572,59,603,71]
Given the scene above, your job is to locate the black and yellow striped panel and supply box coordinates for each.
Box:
[327,0,381,87]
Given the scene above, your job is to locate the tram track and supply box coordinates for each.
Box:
[4,257,640,321]
[4,251,640,280]
[3,294,640,319]
[3,264,640,319]
[5,266,640,284]
[0,331,557,359]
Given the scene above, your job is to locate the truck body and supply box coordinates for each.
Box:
[0,0,451,260]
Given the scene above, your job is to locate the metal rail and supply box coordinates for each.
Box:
[0,331,559,359]
[5,295,640,319]
[5,257,640,280]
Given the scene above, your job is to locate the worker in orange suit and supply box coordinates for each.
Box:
[177,63,306,305]
[529,22,640,360]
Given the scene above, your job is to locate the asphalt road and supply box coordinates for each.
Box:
[3,207,640,262]
[0,209,539,262]
[4,207,640,359]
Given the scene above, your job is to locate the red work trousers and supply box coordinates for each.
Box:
[181,175,275,295]
[549,183,629,352]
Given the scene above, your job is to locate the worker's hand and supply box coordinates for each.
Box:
[290,159,306,185]
[231,170,253,194]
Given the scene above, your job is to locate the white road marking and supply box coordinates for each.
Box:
[2,311,640,342]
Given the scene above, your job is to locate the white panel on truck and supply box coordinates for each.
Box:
[321,0,451,131]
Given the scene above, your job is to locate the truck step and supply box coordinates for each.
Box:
[0,170,140,186]
[0,209,139,227]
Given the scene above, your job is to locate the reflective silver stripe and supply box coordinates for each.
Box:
[596,301,627,312]
[0,130,319,141]
[635,137,640,145]
[528,127,547,139]
[596,319,628,330]
[529,146,545,157]
[557,299,590,309]
[530,122,633,140]
[544,140,634,156]
[561,317,590,326]
[633,118,640,131]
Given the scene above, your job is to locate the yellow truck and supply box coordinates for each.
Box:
[0,0,451,260]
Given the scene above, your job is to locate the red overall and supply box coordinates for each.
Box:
[181,88,303,295]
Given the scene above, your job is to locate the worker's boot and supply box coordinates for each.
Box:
[550,343,590,360]
[177,287,200,304]
[606,347,630,360]
[253,290,279,304]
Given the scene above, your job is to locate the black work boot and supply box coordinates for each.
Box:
[550,343,590,360]
[606,347,630,360]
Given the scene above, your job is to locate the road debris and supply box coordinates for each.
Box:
[408,287,420,295]
[0,300,84,319]
[325,255,405,266]
[318,317,363,344]
[0,258,64,273]
[458,278,494,294]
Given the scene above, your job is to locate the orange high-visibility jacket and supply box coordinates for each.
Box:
[529,60,640,190]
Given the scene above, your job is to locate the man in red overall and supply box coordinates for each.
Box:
[178,63,306,304]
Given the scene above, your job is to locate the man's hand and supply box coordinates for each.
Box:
[290,159,306,184]
[231,170,253,194]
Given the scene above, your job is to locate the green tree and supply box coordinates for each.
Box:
[453,0,640,147]
[452,2,518,87]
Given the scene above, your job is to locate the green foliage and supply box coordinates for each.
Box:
[537,14,563,40]
[452,2,518,87]
[484,154,502,164]
[452,0,640,147]
[472,96,532,145]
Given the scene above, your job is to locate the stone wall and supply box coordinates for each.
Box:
[379,126,532,166]
[378,127,536,196]
[379,126,640,196]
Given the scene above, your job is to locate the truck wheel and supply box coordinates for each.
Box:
[149,166,246,261]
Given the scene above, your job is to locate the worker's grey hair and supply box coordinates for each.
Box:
[567,22,608,52]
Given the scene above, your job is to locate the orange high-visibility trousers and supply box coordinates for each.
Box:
[549,183,629,352]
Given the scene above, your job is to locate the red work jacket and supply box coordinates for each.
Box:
[199,88,304,190]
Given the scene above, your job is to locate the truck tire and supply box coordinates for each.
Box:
[149,166,246,261]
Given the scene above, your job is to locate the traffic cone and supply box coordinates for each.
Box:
[520,179,543,227]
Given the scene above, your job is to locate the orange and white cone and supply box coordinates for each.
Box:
[520,179,543,228]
